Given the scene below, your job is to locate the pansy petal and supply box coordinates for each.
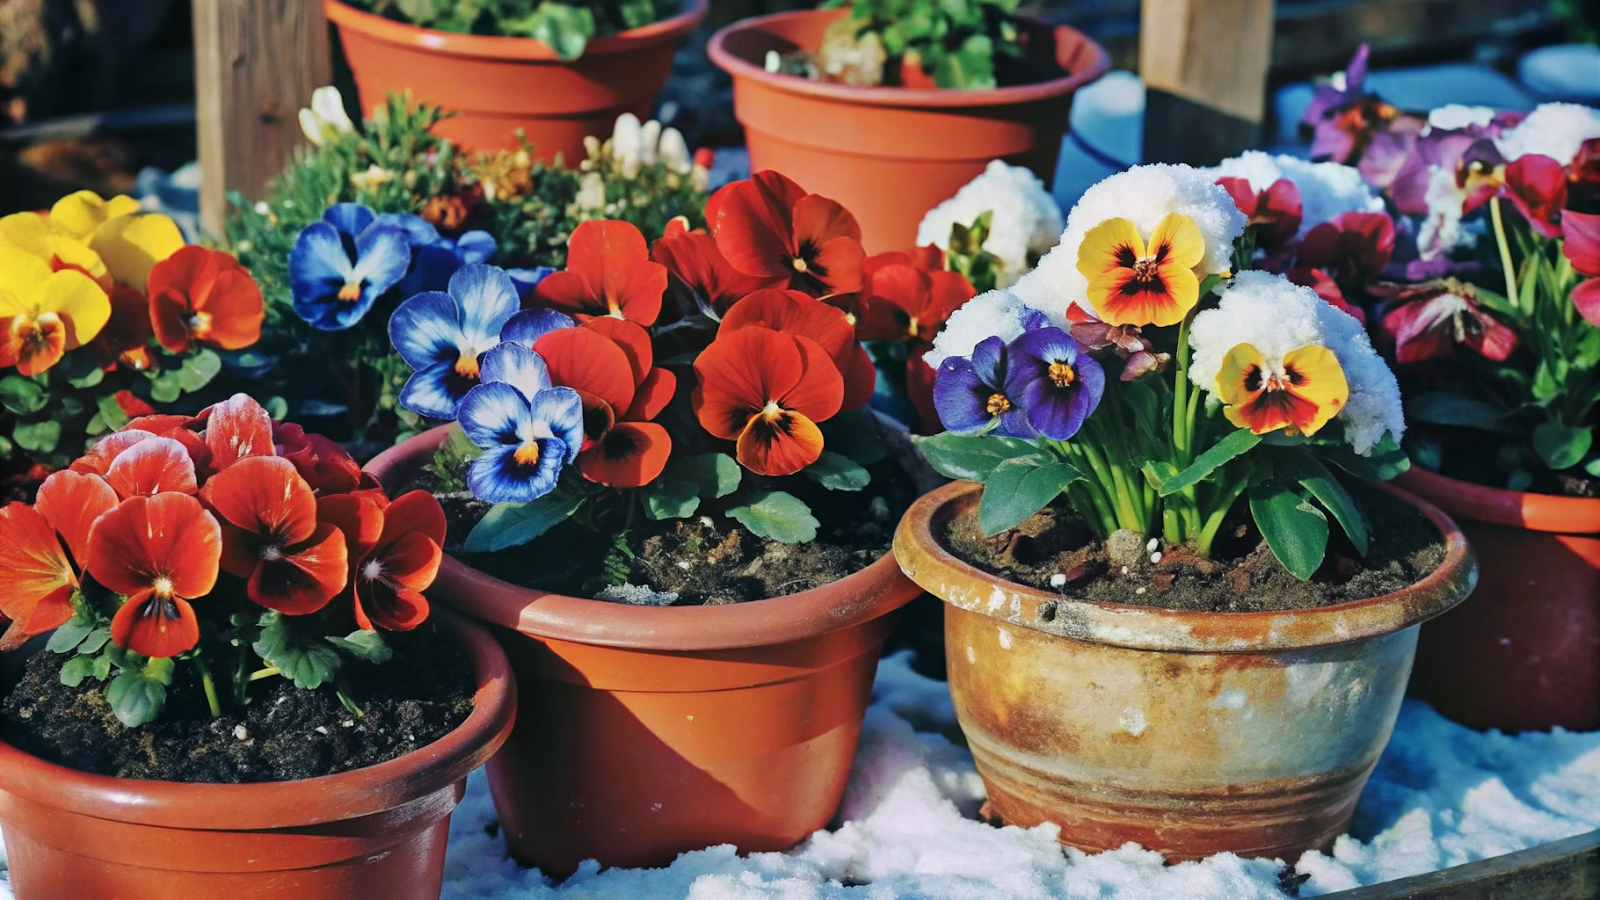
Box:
[354,573,431,632]
[318,492,387,562]
[459,381,531,449]
[578,421,671,487]
[349,225,412,301]
[35,470,118,565]
[712,178,800,280]
[389,290,463,371]
[1076,218,1145,282]
[106,436,199,498]
[201,268,265,350]
[0,502,77,638]
[1574,277,1600,327]
[624,368,676,422]
[246,523,348,615]
[201,455,320,547]
[1148,211,1206,270]
[583,317,654,381]
[379,491,449,552]
[204,393,275,469]
[736,410,824,476]
[449,264,522,348]
[323,203,377,236]
[86,492,222,601]
[110,595,199,658]
[401,360,476,421]
[532,387,586,464]
[692,327,804,433]
[479,342,553,401]
[38,269,110,348]
[89,213,184,292]
[534,327,635,414]
[71,429,155,476]
[500,309,574,349]
[467,441,566,504]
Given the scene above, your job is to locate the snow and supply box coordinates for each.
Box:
[1495,102,1600,165]
[1202,152,1386,240]
[916,161,1064,289]
[0,651,1596,898]
[923,289,1043,370]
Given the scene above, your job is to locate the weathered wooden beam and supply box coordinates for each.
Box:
[193,0,330,239]
[1324,830,1600,900]
[1138,0,1274,165]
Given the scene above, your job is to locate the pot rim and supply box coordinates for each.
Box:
[707,8,1110,110]
[0,609,515,830]
[1396,466,1600,535]
[364,426,924,652]
[894,480,1478,653]
[325,0,708,60]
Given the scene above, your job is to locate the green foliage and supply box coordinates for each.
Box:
[254,612,342,690]
[106,659,174,728]
[343,0,680,58]
[976,455,1083,535]
[943,212,1002,294]
[465,491,585,552]
[820,0,1024,89]
[643,478,701,519]
[664,452,742,500]
[804,452,871,491]
[1248,482,1329,582]
[727,490,820,544]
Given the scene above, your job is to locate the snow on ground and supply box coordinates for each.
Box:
[0,651,1595,898]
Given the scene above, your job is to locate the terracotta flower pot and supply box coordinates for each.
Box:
[708,10,1108,254]
[893,480,1477,862]
[326,0,707,159]
[0,611,516,900]
[364,426,924,876]
[1397,467,1600,733]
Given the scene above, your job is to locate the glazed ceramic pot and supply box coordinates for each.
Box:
[326,0,706,159]
[893,480,1477,861]
[708,9,1108,253]
[1398,467,1600,733]
[0,612,516,900]
[365,426,924,876]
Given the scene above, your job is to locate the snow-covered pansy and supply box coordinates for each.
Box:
[391,264,524,421]
[289,203,411,331]
[915,161,1063,288]
[1189,271,1404,455]
[924,289,1049,369]
[1204,151,1385,242]
[1011,164,1245,326]
[1075,212,1206,328]
[457,343,584,504]
[1493,102,1600,169]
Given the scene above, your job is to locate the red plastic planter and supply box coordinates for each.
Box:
[1399,467,1600,733]
[326,0,707,160]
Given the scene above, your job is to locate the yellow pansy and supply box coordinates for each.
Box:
[1216,342,1348,438]
[0,247,112,375]
[1075,212,1206,328]
[48,191,143,243]
[0,212,112,290]
[89,212,185,292]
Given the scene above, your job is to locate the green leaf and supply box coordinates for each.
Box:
[915,433,1047,482]
[1532,422,1592,471]
[1158,428,1262,496]
[59,655,95,688]
[1406,392,1517,433]
[819,410,887,465]
[395,0,446,23]
[253,612,340,690]
[0,375,47,415]
[1249,482,1329,581]
[105,668,170,728]
[464,493,583,553]
[643,478,700,520]
[976,457,1082,536]
[1322,435,1411,481]
[509,2,596,60]
[326,630,393,664]
[1282,450,1368,556]
[805,451,870,491]
[12,419,60,453]
[727,491,819,544]
[665,453,741,499]
[178,349,223,393]
[46,615,95,654]
[149,371,183,404]
[95,393,131,432]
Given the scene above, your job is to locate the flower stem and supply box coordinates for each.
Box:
[248,666,282,682]
[1173,314,1194,463]
[1490,198,1519,309]
[195,658,223,719]
[1196,476,1251,557]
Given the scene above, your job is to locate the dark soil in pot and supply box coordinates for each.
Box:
[0,623,474,783]
[944,486,1447,613]
[430,458,918,605]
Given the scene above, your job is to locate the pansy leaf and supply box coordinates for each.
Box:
[1249,481,1328,581]
[1158,428,1262,497]
[1321,435,1411,482]
[59,655,96,688]
[665,453,741,499]
[465,493,583,553]
[0,375,47,415]
[506,2,596,60]
[104,658,173,728]
[149,370,183,404]
[1405,392,1517,433]
[1280,449,1368,556]
[96,393,130,432]
[728,491,819,544]
[46,612,96,655]
[1532,422,1592,471]
[820,410,887,465]
[253,611,340,690]
[805,452,871,491]
[326,630,393,664]
[915,433,1049,482]
[977,456,1081,536]
[178,349,223,393]
[644,478,700,521]
[13,420,59,454]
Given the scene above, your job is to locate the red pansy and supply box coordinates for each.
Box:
[1216,176,1304,249]
[651,216,772,318]
[709,171,865,298]
[1296,211,1396,284]
[274,421,365,495]
[1371,281,1518,363]
[201,456,348,615]
[1288,266,1367,324]
[322,491,444,632]
[88,492,222,658]
[148,246,266,353]
[1503,154,1568,239]
[693,326,844,476]
[534,220,668,325]
[719,289,875,412]
[856,261,975,345]
[0,471,117,649]
[1561,209,1600,326]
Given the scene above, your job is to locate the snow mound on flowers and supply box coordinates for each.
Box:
[1495,102,1600,163]
[1203,151,1385,240]
[924,289,1039,370]
[1426,105,1496,133]
[916,161,1065,289]
[1189,271,1404,455]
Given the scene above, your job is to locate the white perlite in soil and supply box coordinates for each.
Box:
[1,652,1595,898]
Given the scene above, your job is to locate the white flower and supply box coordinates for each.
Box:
[1203,151,1385,239]
[1010,163,1245,326]
[610,113,645,178]
[924,289,1045,369]
[1495,102,1600,164]
[639,119,662,168]
[298,86,355,147]
[658,126,692,175]
[915,161,1063,288]
[606,113,694,178]
[575,172,607,214]
[1426,104,1495,133]
[1189,271,1404,455]
[349,164,392,192]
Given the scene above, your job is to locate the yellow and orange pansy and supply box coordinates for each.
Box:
[1216,342,1349,438]
[1076,212,1206,328]
[0,247,113,375]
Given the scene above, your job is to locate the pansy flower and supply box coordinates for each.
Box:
[88,492,223,659]
[933,335,1036,438]
[857,260,976,345]
[1075,212,1205,328]
[0,471,117,650]
[1007,328,1105,441]
[1065,303,1170,381]
[88,211,186,293]
[1296,211,1396,285]
[533,319,675,488]
[1216,342,1348,437]
[0,246,111,375]
[709,171,865,298]
[377,212,498,299]
[1302,44,1403,165]
[1560,209,1600,326]
[201,456,348,615]
[148,246,265,353]
[1287,267,1367,325]
[652,216,772,318]
[719,289,876,412]
[693,326,844,476]
[289,203,411,331]
[321,491,444,632]
[274,421,366,495]
[1371,280,1518,363]
[200,393,276,472]
[391,264,523,420]
[1215,176,1303,249]
[458,343,585,503]
[1503,154,1568,239]
[104,436,200,499]
[0,210,113,289]
[533,220,667,325]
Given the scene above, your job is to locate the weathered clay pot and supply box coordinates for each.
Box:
[0,611,516,900]
[893,480,1477,861]
[708,9,1108,253]
[365,426,924,876]
[326,0,706,159]
[1398,467,1600,733]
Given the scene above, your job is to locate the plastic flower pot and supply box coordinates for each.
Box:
[0,611,516,900]
[708,9,1108,254]
[325,0,707,160]
[1398,467,1600,733]
[892,480,1477,862]
[365,425,925,876]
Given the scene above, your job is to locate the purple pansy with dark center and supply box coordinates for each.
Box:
[289,203,411,331]
[389,264,522,420]
[458,342,584,504]
[1007,327,1106,441]
[1302,44,1402,165]
[932,336,1037,438]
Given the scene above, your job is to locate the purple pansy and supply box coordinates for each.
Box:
[933,336,1037,438]
[377,212,498,298]
[1007,328,1105,441]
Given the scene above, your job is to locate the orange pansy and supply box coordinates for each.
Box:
[1216,343,1349,438]
[1076,212,1206,328]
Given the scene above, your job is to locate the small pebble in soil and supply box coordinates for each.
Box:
[233,725,249,741]
[1049,573,1067,587]
[1151,551,1163,564]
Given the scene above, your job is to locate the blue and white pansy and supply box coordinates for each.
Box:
[458,342,584,504]
[289,203,411,331]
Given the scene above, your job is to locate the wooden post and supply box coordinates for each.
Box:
[193,0,330,239]
[1139,0,1275,166]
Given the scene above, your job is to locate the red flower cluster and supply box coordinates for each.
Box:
[98,246,265,373]
[0,394,442,658]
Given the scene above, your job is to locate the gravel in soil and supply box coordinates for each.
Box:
[0,622,475,783]
[943,487,1447,612]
